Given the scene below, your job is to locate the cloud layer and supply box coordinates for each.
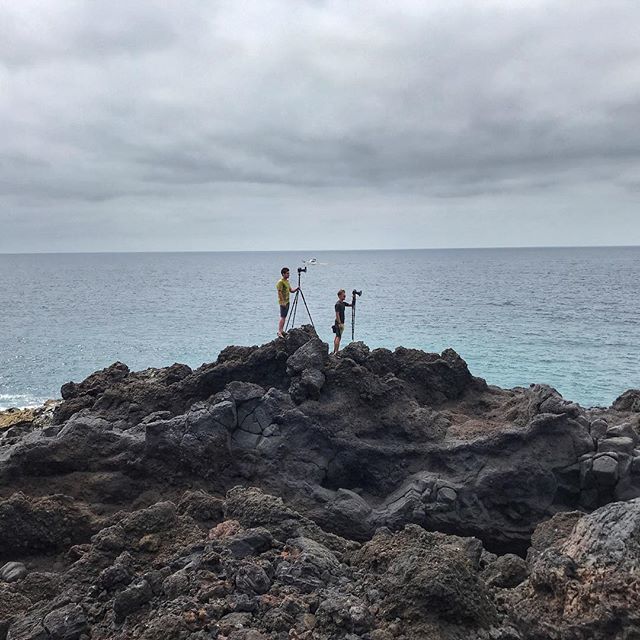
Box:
[1,0,639,251]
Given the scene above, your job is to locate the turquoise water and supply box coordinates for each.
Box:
[0,247,638,409]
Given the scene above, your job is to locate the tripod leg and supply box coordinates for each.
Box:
[291,294,298,328]
[285,292,298,332]
[298,290,315,328]
[288,292,300,331]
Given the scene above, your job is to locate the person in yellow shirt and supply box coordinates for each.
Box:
[276,267,298,337]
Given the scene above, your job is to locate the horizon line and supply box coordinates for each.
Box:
[1,243,639,256]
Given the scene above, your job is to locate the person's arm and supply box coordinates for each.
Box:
[290,285,298,293]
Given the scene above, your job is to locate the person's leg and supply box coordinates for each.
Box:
[333,324,342,353]
[278,304,289,337]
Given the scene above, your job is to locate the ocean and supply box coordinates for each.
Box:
[0,247,638,410]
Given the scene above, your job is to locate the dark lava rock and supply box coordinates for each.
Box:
[7,329,638,552]
[43,604,88,640]
[1,330,640,640]
[352,525,498,628]
[0,563,27,584]
[513,498,640,639]
[275,536,342,593]
[612,389,640,413]
[235,562,271,595]
[0,493,97,555]
[177,490,224,523]
[227,527,274,559]
[113,579,153,621]
[481,553,528,588]
[120,501,177,535]
[5,615,48,640]
[315,590,373,635]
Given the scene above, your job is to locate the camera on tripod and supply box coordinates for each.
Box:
[352,289,362,297]
[285,265,314,332]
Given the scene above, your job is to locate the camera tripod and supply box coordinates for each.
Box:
[285,267,315,331]
[351,289,362,340]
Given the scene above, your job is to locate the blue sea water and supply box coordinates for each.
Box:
[0,247,638,410]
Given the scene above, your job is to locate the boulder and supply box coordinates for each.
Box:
[275,537,342,593]
[289,368,325,403]
[598,436,634,455]
[6,616,48,640]
[286,338,328,377]
[481,554,528,588]
[605,422,638,442]
[234,562,271,595]
[0,563,27,583]
[120,501,177,535]
[226,528,274,559]
[113,579,153,622]
[177,490,224,523]
[589,418,609,440]
[352,525,498,628]
[315,591,373,635]
[0,493,97,555]
[612,389,640,413]
[42,604,88,640]
[591,454,618,485]
[0,588,31,639]
[514,498,640,639]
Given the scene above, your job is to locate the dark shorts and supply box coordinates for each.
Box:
[280,304,289,319]
[332,323,344,338]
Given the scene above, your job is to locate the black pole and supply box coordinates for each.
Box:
[291,270,301,327]
[351,293,356,341]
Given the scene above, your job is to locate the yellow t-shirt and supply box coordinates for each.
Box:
[276,278,291,305]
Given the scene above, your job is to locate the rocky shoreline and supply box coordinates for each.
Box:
[1,326,639,639]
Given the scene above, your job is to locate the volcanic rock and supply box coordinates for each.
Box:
[612,389,640,412]
[1,328,639,639]
[0,562,27,583]
[512,498,640,638]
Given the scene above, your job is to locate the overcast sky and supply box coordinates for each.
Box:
[1,0,639,252]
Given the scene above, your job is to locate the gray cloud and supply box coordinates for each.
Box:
[1,0,639,251]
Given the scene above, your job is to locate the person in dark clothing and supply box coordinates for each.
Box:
[332,289,352,353]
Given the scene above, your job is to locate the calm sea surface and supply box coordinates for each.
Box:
[0,247,638,409]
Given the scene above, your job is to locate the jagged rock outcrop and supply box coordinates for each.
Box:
[2,327,639,553]
[612,389,640,413]
[508,498,640,639]
[1,327,639,638]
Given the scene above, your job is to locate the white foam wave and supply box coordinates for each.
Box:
[0,394,48,411]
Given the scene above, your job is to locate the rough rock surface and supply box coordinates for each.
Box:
[3,327,638,552]
[508,498,640,639]
[1,327,639,639]
[0,486,637,639]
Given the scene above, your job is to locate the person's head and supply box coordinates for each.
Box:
[281,267,290,279]
[337,289,346,300]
